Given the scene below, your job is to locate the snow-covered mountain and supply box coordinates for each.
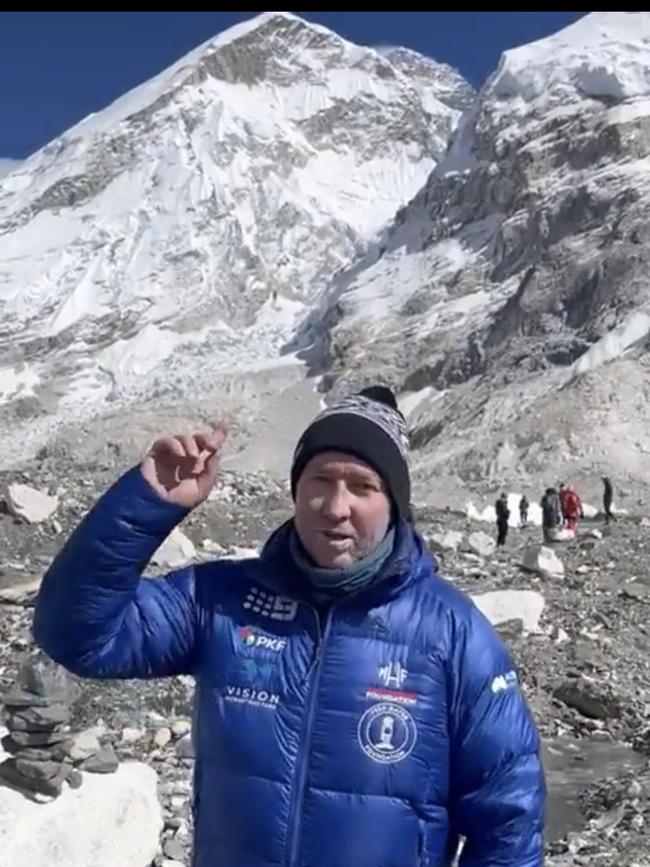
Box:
[0,11,469,464]
[299,12,650,500]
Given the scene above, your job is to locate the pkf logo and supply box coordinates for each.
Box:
[237,626,286,653]
[238,627,258,648]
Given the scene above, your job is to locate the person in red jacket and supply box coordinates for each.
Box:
[561,485,583,533]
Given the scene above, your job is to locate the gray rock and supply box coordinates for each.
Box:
[522,545,565,579]
[429,530,463,553]
[553,681,621,720]
[465,531,496,559]
[65,766,83,789]
[621,583,650,602]
[80,745,119,774]
[8,703,70,731]
[11,660,80,705]
[0,577,41,605]
[120,727,145,744]
[69,728,102,761]
[8,729,68,747]
[494,619,524,641]
[10,744,70,763]
[0,757,65,797]
[162,838,187,861]
[175,734,194,761]
[14,758,63,782]
[6,483,59,524]
[1,689,52,709]
[153,727,172,749]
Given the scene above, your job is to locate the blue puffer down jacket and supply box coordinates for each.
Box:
[33,467,546,867]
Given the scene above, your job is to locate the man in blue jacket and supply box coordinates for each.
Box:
[33,386,545,867]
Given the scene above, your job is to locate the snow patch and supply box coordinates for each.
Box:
[571,311,650,378]
[466,493,543,528]
[606,97,650,125]
[0,365,40,403]
[399,386,447,420]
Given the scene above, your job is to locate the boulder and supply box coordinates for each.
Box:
[428,531,463,554]
[80,745,119,774]
[153,727,172,749]
[553,681,621,720]
[0,577,41,605]
[464,531,496,559]
[175,733,195,760]
[471,590,546,635]
[151,528,196,569]
[0,733,162,867]
[120,727,145,744]
[522,545,565,579]
[6,484,59,524]
[69,728,102,762]
[621,583,650,602]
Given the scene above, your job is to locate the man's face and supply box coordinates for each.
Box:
[294,451,392,569]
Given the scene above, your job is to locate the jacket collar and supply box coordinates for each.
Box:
[251,517,437,609]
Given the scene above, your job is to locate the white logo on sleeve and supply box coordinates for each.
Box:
[491,670,518,694]
[243,586,298,621]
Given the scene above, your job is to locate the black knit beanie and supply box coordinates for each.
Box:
[290,386,411,519]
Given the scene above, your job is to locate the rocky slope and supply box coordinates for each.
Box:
[295,12,650,502]
[2,462,650,864]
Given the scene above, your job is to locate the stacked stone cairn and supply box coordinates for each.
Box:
[0,659,82,799]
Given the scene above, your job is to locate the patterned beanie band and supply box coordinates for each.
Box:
[290,386,411,519]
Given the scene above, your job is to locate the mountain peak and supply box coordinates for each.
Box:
[0,13,469,467]
[485,11,650,114]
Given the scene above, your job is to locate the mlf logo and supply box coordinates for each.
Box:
[237,626,286,653]
[379,662,407,690]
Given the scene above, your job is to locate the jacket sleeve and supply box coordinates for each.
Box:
[448,605,546,866]
[33,466,201,680]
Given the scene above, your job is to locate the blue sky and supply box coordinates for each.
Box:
[1,11,587,161]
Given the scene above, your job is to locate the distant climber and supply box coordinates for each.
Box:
[519,495,529,528]
[602,476,616,523]
[540,487,561,543]
[558,483,567,525]
[495,492,510,547]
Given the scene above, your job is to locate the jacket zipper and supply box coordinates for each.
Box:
[286,603,334,867]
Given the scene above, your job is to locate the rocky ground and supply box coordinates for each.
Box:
[1,455,650,865]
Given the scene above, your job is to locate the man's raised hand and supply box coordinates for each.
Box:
[140,425,228,508]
